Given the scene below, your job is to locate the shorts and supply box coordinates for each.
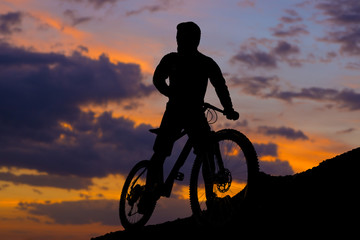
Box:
[153,103,211,156]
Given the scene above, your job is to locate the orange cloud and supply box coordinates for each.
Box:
[31,11,89,41]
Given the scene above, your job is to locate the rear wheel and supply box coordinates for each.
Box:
[189,129,259,225]
[119,160,156,229]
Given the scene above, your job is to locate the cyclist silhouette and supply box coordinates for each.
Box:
[146,22,239,196]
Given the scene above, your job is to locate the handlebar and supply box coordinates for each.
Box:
[203,102,224,114]
[203,102,239,121]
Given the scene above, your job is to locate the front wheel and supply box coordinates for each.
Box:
[119,160,156,229]
[189,129,259,225]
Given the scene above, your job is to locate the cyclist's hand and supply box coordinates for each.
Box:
[224,108,239,120]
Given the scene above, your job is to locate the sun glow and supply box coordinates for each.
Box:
[59,121,73,131]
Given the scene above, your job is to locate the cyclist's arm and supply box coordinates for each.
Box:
[208,59,233,111]
[153,55,171,97]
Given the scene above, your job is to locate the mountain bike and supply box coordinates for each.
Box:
[119,103,259,229]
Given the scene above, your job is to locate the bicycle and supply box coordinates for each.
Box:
[119,103,259,229]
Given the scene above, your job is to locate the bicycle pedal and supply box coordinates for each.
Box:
[175,172,184,181]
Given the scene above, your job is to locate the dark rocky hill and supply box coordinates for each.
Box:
[92,147,360,239]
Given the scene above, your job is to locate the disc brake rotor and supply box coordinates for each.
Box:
[216,169,232,193]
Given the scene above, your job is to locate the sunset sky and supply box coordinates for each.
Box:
[0,0,359,239]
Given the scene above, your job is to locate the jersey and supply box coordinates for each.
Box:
[153,51,233,111]
[152,51,233,156]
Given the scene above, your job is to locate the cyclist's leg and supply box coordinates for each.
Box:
[185,112,214,199]
[137,152,166,214]
[149,107,182,189]
[146,152,166,190]
[185,110,211,156]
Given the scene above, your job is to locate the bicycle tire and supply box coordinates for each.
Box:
[119,160,156,229]
[189,129,259,225]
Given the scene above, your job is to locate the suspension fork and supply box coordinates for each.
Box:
[213,139,225,171]
[201,132,223,199]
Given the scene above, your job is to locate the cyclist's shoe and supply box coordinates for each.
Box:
[137,193,153,215]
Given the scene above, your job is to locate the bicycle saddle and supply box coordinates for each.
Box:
[149,128,161,135]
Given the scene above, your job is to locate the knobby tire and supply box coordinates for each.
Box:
[119,160,156,230]
[189,129,259,225]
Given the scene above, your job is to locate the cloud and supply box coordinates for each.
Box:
[231,40,302,69]
[280,9,303,24]
[260,159,294,176]
[271,24,309,38]
[0,11,24,35]
[258,126,309,141]
[231,75,279,96]
[0,110,156,178]
[18,199,119,225]
[269,87,360,111]
[88,0,118,9]
[253,142,278,157]
[232,74,360,111]
[62,0,119,9]
[0,172,93,190]
[0,42,153,138]
[253,142,294,176]
[126,0,179,16]
[316,0,360,55]
[231,50,277,69]
[336,128,356,134]
[63,9,92,26]
[237,0,256,8]
[270,8,308,38]
[273,41,300,56]
[18,197,192,226]
[254,142,294,175]
[0,42,155,178]
[0,183,10,191]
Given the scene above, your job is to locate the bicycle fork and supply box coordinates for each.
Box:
[201,140,224,200]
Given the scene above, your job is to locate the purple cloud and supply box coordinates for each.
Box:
[232,74,360,111]
[270,87,360,111]
[231,40,302,69]
[0,42,155,178]
[231,75,279,96]
[18,199,119,225]
[258,126,309,141]
[253,142,278,157]
[231,50,277,69]
[0,11,23,35]
[259,159,294,176]
[63,9,92,26]
[280,9,303,24]
[0,172,92,190]
[126,0,176,16]
[271,24,309,38]
[316,0,360,55]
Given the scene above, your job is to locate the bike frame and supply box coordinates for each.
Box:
[160,129,192,198]
[156,103,225,198]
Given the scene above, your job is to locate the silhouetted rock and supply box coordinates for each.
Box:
[92,147,360,239]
